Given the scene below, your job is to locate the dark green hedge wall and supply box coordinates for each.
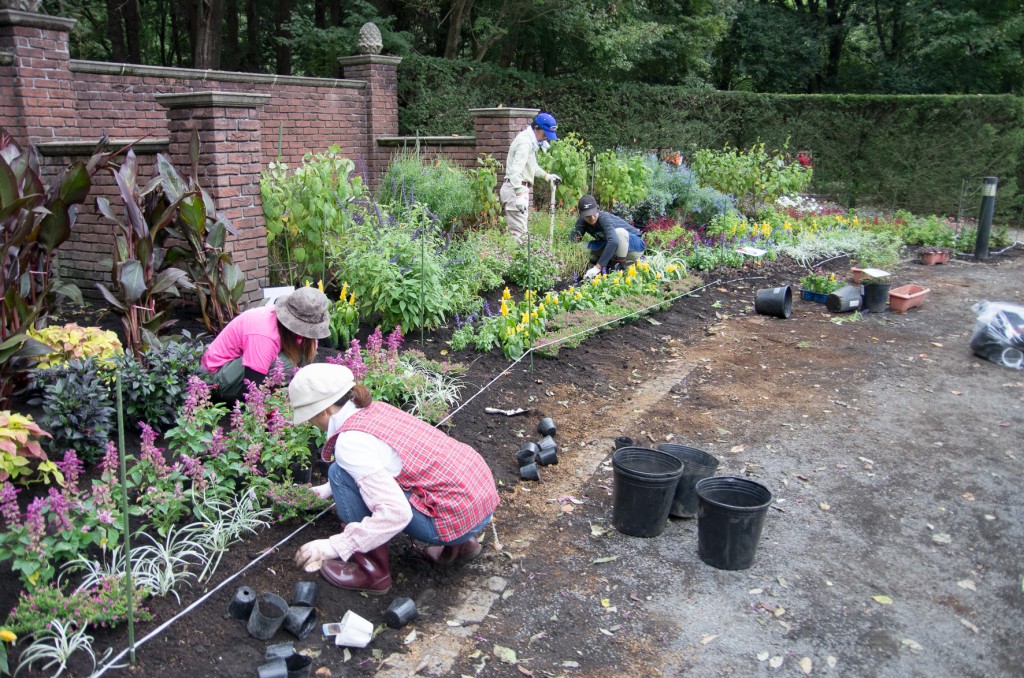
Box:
[398,55,1024,218]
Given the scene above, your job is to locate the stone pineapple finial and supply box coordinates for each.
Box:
[357,22,383,55]
[0,0,44,10]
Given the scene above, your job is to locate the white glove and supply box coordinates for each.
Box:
[312,482,333,501]
[514,193,528,213]
[583,265,601,280]
[294,539,339,572]
[547,173,562,186]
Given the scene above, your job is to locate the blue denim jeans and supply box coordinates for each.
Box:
[327,462,492,546]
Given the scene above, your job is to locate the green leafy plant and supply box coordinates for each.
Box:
[5,577,151,636]
[0,128,99,408]
[592,149,650,209]
[95,150,196,358]
[263,481,332,522]
[691,141,812,215]
[261,146,365,285]
[378,153,475,227]
[0,412,59,486]
[0,627,13,676]
[328,282,360,349]
[114,339,206,432]
[800,270,842,294]
[14,619,114,677]
[507,237,560,291]
[26,324,122,372]
[467,154,503,226]
[185,490,271,583]
[31,358,115,465]
[538,132,590,207]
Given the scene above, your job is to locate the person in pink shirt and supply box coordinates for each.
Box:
[201,287,330,401]
[288,363,499,594]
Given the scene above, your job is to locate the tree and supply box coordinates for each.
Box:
[184,0,226,69]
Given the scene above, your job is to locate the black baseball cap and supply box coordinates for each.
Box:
[578,194,599,218]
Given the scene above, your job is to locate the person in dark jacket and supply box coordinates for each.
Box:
[571,194,645,279]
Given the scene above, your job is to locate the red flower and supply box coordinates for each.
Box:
[797,152,812,167]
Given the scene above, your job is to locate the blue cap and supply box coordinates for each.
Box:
[534,112,558,141]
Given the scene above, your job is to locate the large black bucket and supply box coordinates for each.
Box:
[861,282,891,313]
[611,447,684,537]
[826,285,861,313]
[656,444,720,518]
[754,286,793,319]
[696,477,773,570]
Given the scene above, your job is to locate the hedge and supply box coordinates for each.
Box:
[398,55,1024,218]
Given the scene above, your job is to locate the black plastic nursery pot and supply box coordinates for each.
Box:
[611,447,684,538]
[286,653,313,678]
[754,285,793,319]
[291,581,319,607]
[537,417,557,437]
[862,282,892,313]
[290,464,313,484]
[519,462,541,481]
[695,476,773,570]
[257,658,288,678]
[537,435,556,453]
[826,285,862,313]
[247,592,289,640]
[655,443,720,518]
[228,585,256,620]
[613,436,634,451]
[283,605,318,640]
[384,596,419,629]
[537,447,558,466]
[516,443,539,467]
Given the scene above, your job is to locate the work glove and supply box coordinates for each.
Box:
[514,193,528,213]
[295,539,339,572]
[583,265,601,281]
[311,482,333,501]
[547,173,562,186]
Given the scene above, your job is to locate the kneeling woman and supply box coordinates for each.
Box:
[289,363,499,594]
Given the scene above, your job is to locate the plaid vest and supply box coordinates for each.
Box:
[321,402,499,541]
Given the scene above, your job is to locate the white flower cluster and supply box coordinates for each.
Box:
[775,194,823,210]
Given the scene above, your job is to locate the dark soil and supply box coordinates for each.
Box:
[7,247,1024,677]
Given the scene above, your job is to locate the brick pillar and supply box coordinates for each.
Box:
[0,10,77,143]
[470,107,540,177]
[156,92,270,307]
[338,54,401,190]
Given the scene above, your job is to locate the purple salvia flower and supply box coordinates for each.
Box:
[96,510,116,525]
[230,400,245,432]
[266,406,286,439]
[366,327,384,360]
[265,360,287,391]
[243,443,263,476]
[90,481,115,513]
[100,440,119,482]
[0,482,20,525]
[139,423,170,478]
[182,376,212,422]
[25,497,46,554]
[483,300,494,317]
[208,427,226,457]
[179,454,208,493]
[57,449,83,492]
[47,488,73,531]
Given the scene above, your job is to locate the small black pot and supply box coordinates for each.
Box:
[537,435,556,453]
[291,581,319,607]
[537,417,557,437]
[537,447,558,466]
[384,597,419,628]
[516,444,539,467]
[228,586,256,620]
[283,605,318,640]
[265,642,295,660]
[614,436,634,451]
[286,654,312,678]
[519,462,541,481]
[247,593,289,640]
[290,463,312,484]
[257,658,288,678]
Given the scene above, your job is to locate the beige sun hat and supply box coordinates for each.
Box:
[289,363,355,424]
[275,287,331,339]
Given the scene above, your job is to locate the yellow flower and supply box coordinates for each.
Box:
[304,280,311,287]
[502,287,511,300]
[666,265,676,273]
[0,629,16,643]
[531,311,538,320]
[656,272,663,279]
[348,292,356,305]
[500,300,509,316]
[340,282,348,300]
[538,303,545,313]
[784,221,792,231]
[317,280,325,293]
[853,216,859,226]
[521,312,529,324]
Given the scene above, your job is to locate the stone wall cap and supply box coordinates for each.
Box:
[338,54,403,67]
[0,51,12,66]
[36,138,170,157]
[72,60,365,88]
[377,135,476,147]
[0,9,77,31]
[155,91,271,109]
[469,107,540,118]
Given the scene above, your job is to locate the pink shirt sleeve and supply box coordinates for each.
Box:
[326,470,413,560]
[240,335,282,373]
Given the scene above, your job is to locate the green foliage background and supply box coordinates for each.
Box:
[399,55,1024,218]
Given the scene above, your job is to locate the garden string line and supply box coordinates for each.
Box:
[94,273,762,675]
[92,505,334,677]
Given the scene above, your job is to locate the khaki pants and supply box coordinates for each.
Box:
[588,228,642,265]
[500,182,529,243]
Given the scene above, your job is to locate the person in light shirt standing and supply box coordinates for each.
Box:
[500,111,561,244]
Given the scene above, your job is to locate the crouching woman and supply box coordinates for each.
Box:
[289,363,499,594]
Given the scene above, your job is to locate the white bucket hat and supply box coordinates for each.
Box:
[275,287,331,339]
[289,363,355,424]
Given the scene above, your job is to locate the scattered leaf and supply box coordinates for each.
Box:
[592,556,619,565]
[446,620,463,627]
[601,598,611,608]
[819,502,830,511]
[962,492,975,501]
[562,661,580,668]
[493,645,518,664]
[516,666,534,676]
[931,342,943,347]
[901,639,923,654]
[630,592,642,601]
[773,606,786,618]
[757,651,770,661]
[590,524,610,537]
[730,444,747,454]
[599,628,615,636]
[503,589,514,599]
[769,656,784,668]
[799,657,812,674]
[777,576,789,588]
[932,533,952,544]
[957,579,977,591]
[342,648,351,662]
[561,504,575,513]
[700,634,719,645]
[826,656,837,668]
[872,595,893,605]
[748,588,764,595]
[959,618,980,634]
[404,629,418,645]
[984,514,996,521]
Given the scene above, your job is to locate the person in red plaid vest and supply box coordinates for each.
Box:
[288,363,499,594]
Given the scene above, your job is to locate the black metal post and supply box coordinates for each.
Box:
[974,177,998,260]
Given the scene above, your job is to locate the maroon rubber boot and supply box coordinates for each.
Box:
[320,544,391,595]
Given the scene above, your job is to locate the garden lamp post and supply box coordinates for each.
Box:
[974,177,998,260]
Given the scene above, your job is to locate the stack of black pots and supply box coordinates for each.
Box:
[229,581,319,678]
[515,418,559,481]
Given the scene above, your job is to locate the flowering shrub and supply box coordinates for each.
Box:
[506,238,561,292]
[691,141,813,215]
[328,281,359,348]
[5,577,152,636]
[0,411,60,486]
[26,324,122,371]
[263,481,331,522]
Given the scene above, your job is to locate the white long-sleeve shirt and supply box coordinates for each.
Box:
[322,402,413,561]
[504,126,549,191]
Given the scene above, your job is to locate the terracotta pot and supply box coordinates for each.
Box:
[889,285,930,314]
[851,267,865,284]
[920,250,950,265]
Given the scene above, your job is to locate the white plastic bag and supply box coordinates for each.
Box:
[970,301,1024,369]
